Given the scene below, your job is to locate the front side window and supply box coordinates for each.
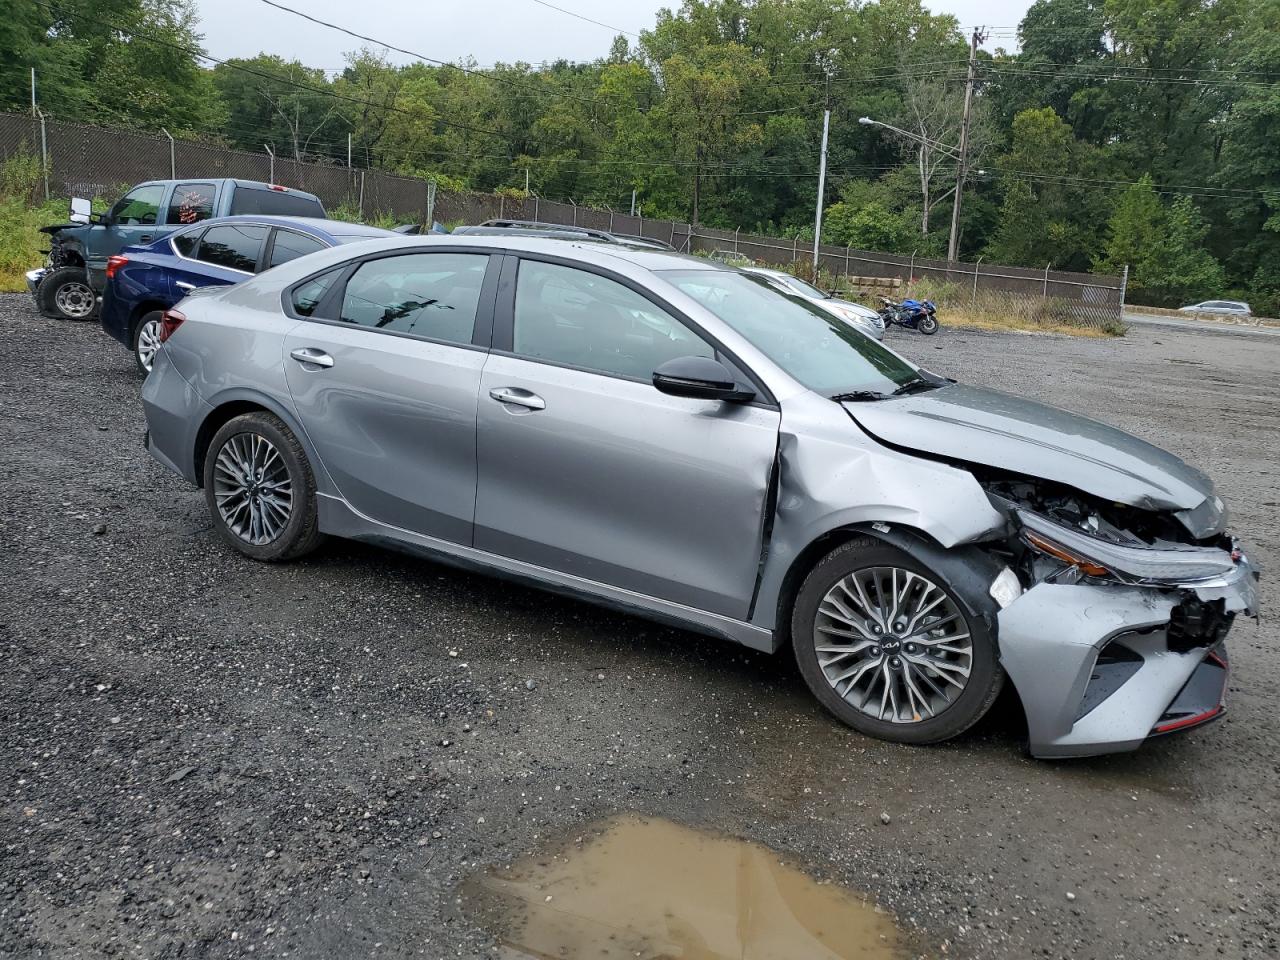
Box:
[512,260,713,380]
[196,224,269,273]
[268,229,326,269]
[165,182,216,225]
[110,184,165,225]
[663,269,920,396]
[339,253,488,344]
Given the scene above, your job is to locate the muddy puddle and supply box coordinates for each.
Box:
[461,814,907,959]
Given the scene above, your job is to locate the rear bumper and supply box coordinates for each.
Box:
[998,554,1258,758]
[141,346,209,486]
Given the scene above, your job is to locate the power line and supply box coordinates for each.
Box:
[525,0,641,38]
[256,0,621,109]
[985,64,1280,91]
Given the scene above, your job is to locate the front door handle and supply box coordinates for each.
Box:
[175,281,196,291]
[290,347,334,369]
[489,387,545,410]
[139,235,153,243]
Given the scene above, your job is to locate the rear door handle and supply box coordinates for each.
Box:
[139,235,153,243]
[175,281,196,291]
[290,347,334,369]
[489,387,545,410]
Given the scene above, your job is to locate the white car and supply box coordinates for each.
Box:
[1178,300,1252,316]
[743,266,885,339]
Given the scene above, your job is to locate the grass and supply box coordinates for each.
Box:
[0,153,62,293]
[940,308,1119,338]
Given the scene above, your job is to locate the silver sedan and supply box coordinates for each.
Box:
[141,236,1258,758]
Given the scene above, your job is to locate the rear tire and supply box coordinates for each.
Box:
[203,412,324,562]
[791,537,1003,745]
[38,266,96,320]
[132,310,164,374]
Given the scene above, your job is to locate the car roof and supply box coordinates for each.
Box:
[169,215,396,238]
[291,233,726,273]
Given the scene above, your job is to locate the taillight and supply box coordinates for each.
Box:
[268,184,288,191]
[105,255,128,279]
[159,308,186,343]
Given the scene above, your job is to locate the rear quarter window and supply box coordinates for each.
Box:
[230,187,325,217]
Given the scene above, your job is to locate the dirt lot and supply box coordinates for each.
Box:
[1,293,1276,959]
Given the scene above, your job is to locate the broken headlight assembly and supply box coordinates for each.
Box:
[1015,508,1238,586]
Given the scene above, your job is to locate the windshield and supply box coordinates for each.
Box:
[663,269,923,396]
[780,275,830,299]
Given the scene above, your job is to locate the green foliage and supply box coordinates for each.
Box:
[1097,176,1224,301]
[0,153,68,292]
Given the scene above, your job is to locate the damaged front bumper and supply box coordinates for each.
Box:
[998,551,1259,758]
[26,267,47,296]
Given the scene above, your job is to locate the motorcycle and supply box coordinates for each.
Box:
[877,296,940,335]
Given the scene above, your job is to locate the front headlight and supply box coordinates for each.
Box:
[1017,509,1236,584]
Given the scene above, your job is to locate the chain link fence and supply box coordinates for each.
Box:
[1,111,1124,330]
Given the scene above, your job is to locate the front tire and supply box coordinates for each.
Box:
[203,412,324,562]
[132,310,164,374]
[791,537,1003,745]
[38,266,96,320]
[918,314,939,335]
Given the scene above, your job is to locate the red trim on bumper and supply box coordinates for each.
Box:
[1153,704,1224,735]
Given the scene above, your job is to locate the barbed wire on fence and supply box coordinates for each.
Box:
[0,110,1124,329]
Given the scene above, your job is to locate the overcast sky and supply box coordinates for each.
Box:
[194,0,1031,71]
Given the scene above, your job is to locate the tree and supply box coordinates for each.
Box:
[983,107,1108,269]
[1095,175,1164,276]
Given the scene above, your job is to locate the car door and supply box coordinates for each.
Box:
[474,256,780,620]
[88,183,170,289]
[282,250,499,544]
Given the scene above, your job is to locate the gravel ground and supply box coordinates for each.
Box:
[1,294,1276,960]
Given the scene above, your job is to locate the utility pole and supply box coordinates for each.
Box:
[812,70,832,281]
[948,26,986,263]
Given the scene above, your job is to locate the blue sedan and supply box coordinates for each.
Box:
[101,216,396,372]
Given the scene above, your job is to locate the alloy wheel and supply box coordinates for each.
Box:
[136,317,163,372]
[54,281,95,319]
[212,433,294,546]
[813,566,972,723]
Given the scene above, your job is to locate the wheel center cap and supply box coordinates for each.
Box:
[881,639,902,653]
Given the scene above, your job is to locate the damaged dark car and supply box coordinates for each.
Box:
[138,235,1260,758]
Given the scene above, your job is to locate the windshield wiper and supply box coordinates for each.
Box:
[831,390,892,402]
[891,377,941,396]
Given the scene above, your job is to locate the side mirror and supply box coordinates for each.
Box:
[69,197,92,224]
[652,356,756,403]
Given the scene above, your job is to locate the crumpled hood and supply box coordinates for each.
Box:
[844,384,1217,514]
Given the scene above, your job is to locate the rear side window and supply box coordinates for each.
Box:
[172,229,203,258]
[291,269,341,317]
[338,253,488,344]
[230,186,325,217]
[196,224,269,273]
[268,229,327,268]
[165,182,216,225]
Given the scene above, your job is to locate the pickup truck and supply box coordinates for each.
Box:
[28,178,326,320]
